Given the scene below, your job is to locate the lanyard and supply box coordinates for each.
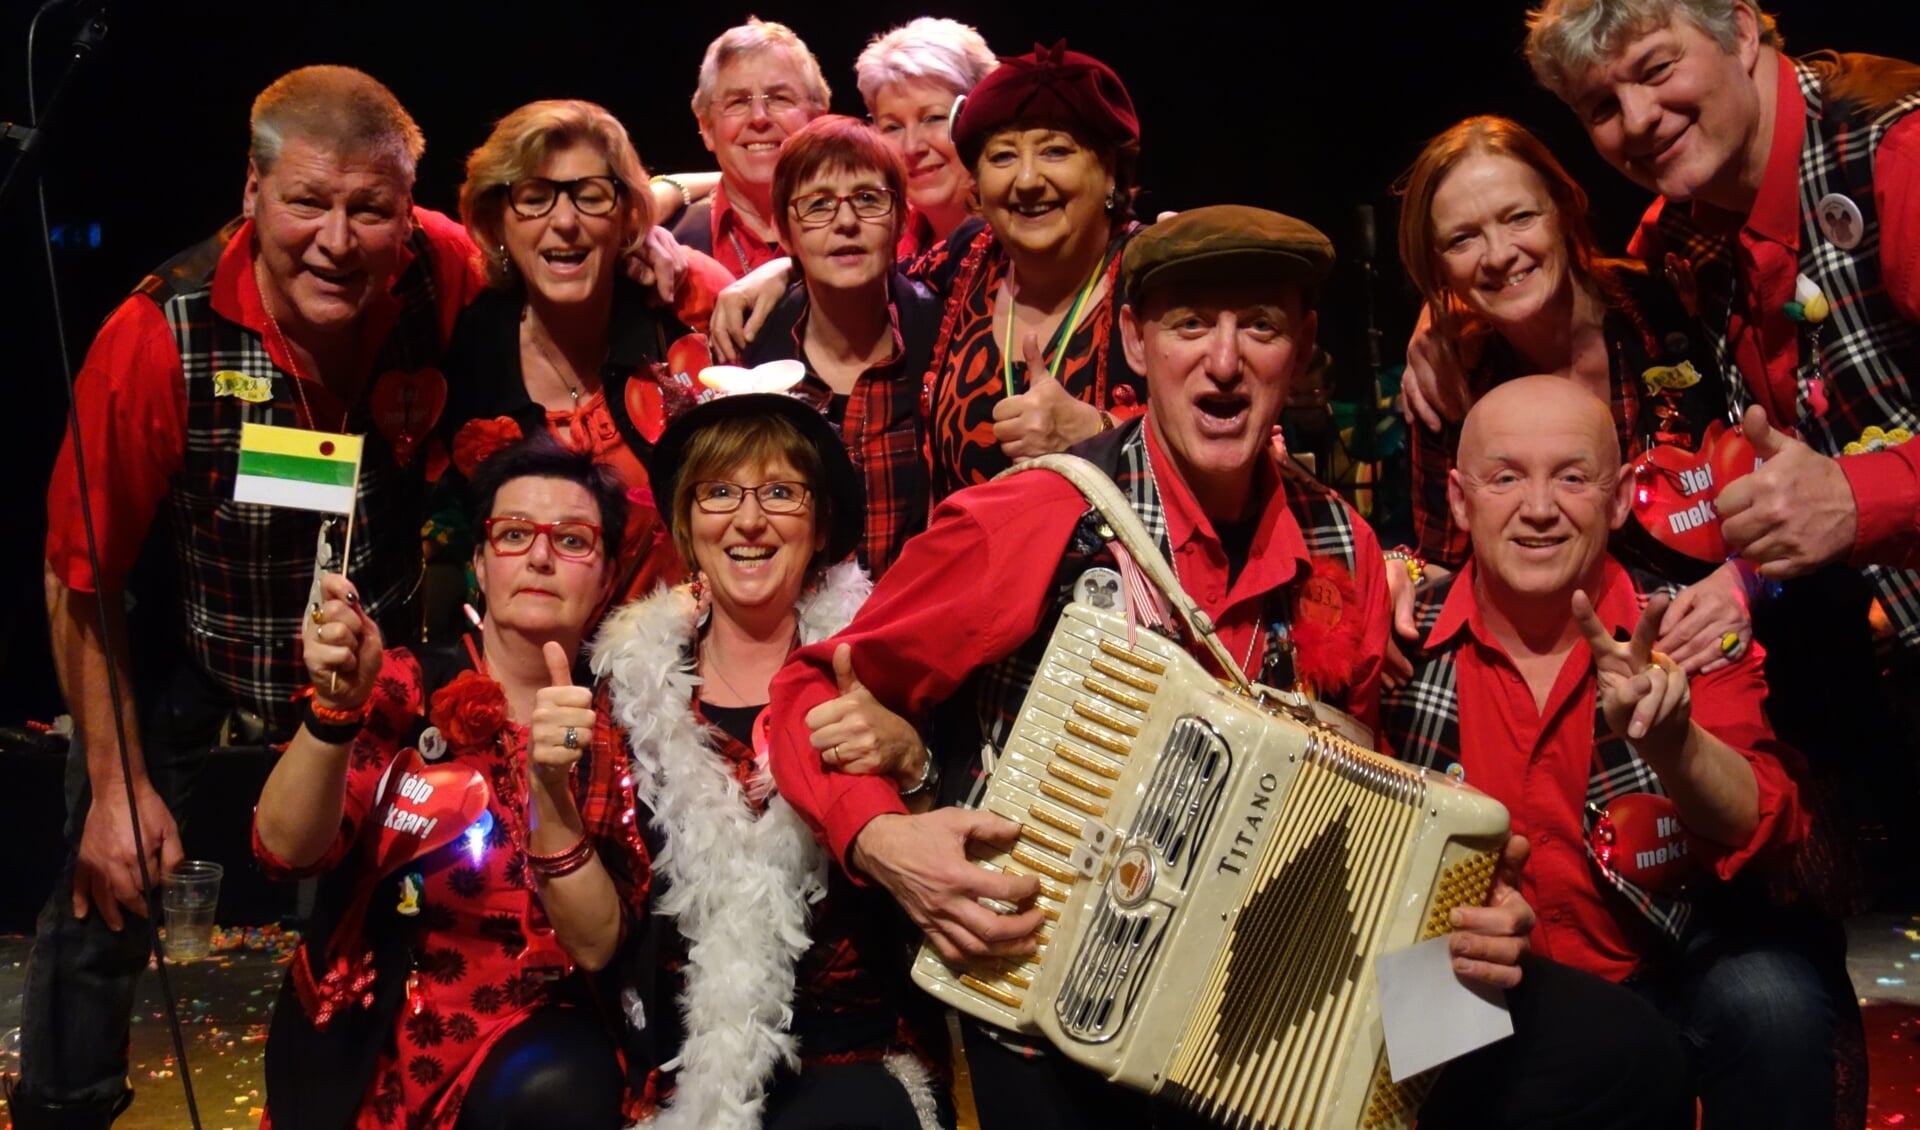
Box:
[1002,241,1117,393]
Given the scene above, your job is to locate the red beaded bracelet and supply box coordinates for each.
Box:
[525,835,595,880]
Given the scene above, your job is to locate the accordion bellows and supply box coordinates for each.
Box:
[914,602,1510,1130]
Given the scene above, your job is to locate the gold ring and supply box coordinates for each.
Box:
[310,607,327,626]
[1719,632,1741,656]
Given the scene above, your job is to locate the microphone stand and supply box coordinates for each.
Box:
[4,5,207,1128]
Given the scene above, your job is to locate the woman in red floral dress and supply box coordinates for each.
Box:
[253,435,651,1130]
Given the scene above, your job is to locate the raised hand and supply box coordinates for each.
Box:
[530,641,595,784]
[1402,303,1472,431]
[806,643,929,789]
[1716,404,1858,579]
[1574,590,1691,755]
[992,331,1106,461]
[303,572,383,711]
[850,810,1045,963]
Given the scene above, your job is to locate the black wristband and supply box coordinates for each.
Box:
[300,699,364,745]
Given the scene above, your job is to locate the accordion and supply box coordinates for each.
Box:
[912,601,1509,1130]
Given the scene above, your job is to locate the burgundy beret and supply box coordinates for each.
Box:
[951,40,1139,170]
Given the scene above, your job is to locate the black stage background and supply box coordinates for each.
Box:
[3,0,1917,729]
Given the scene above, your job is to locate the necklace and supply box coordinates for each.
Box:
[699,629,797,706]
[1001,239,1118,394]
[524,317,582,404]
[254,258,348,433]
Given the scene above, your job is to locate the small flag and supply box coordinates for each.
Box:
[235,423,362,514]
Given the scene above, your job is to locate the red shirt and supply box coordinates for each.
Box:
[768,421,1390,869]
[1629,57,1920,568]
[706,182,785,279]
[1430,557,1806,981]
[45,209,483,594]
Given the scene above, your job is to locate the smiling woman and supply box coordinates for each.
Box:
[437,99,733,626]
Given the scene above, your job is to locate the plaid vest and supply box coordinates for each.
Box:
[145,219,442,733]
[1655,52,1920,653]
[1382,574,1695,945]
[940,419,1364,807]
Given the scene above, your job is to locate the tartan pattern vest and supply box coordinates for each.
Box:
[1655,52,1920,653]
[941,419,1363,808]
[1382,574,1695,945]
[144,219,443,733]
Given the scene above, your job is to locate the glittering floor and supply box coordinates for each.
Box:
[4,917,1920,1128]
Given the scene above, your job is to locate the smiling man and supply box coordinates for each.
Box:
[18,66,482,1128]
[1381,375,1826,1129]
[767,207,1691,1130]
[1525,0,1920,641]
[675,18,832,277]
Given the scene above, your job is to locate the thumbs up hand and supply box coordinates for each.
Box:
[992,330,1109,461]
[530,640,597,781]
[804,643,930,790]
[1716,405,1858,579]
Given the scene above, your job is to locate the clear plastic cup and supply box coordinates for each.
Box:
[160,861,223,962]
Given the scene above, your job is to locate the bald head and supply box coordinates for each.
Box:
[1451,374,1631,604]
[1459,374,1619,477]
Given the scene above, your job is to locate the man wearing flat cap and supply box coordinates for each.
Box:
[767,206,1691,1128]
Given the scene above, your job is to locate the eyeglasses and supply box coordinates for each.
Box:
[789,188,896,229]
[714,90,805,119]
[483,518,604,559]
[690,480,812,515]
[506,175,625,219]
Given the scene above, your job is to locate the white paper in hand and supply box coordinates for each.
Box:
[1374,935,1513,1083]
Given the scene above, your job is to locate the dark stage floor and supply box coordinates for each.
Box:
[3,917,1918,1128]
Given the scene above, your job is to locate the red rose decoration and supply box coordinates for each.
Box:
[430,669,509,752]
[452,416,525,479]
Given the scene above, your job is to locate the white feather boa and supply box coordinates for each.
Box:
[592,562,872,1130]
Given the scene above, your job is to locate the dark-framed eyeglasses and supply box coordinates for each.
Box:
[506,175,625,219]
[789,187,896,229]
[690,480,812,515]
[483,518,604,559]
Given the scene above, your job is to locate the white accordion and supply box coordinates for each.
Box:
[911,460,1509,1130]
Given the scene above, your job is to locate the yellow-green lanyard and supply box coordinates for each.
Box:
[1002,242,1117,393]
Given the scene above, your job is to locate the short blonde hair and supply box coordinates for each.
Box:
[855,18,997,109]
[669,413,832,573]
[1525,0,1781,100]
[458,100,652,289]
[692,17,832,122]
[249,65,424,180]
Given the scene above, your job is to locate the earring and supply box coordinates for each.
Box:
[1105,188,1125,215]
[495,244,515,275]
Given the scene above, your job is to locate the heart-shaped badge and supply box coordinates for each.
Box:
[1629,422,1758,564]
[1590,792,1696,895]
[625,374,668,444]
[370,368,448,468]
[370,746,490,877]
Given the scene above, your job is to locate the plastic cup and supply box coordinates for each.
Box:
[160,861,223,962]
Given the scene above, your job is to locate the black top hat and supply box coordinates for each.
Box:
[646,389,866,567]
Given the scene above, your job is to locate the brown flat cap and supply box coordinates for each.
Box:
[1121,205,1335,304]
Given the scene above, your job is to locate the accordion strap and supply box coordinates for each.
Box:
[1005,453,1255,696]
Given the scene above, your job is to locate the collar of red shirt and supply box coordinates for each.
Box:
[710,181,781,270]
[1142,418,1311,602]
[1692,53,1807,247]
[786,290,906,379]
[1427,555,1641,655]
[209,215,420,380]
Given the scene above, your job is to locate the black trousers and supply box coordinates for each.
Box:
[963,955,1691,1130]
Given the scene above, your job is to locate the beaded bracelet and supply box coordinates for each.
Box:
[295,686,369,744]
[526,835,596,880]
[1383,546,1427,587]
[650,174,691,213]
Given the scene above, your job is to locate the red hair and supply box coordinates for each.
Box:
[770,114,907,246]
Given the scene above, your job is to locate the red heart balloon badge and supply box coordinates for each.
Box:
[625,375,668,444]
[1590,792,1696,895]
[370,368,449,468]
[1629,422,1758,564]
[370,746,491,877]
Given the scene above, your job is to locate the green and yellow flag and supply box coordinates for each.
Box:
[234,423,362,514]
